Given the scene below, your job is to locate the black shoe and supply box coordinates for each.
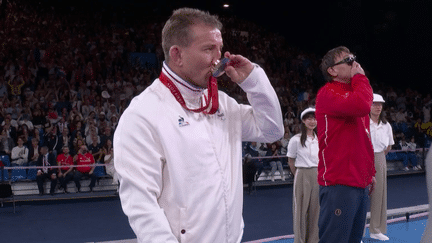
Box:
[76,188,81,193]
[50,191,55,196]
[89,187,93,192]
[64,189,69,194]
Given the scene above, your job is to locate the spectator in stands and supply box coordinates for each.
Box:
[368,93,394,241]
[316,46,375,243]
[423,103,431,123]
[2,113,18,131]
[278,130,291,175]
[18,113,34,132]
[58,127,71,151]
[31,103,46,129]
[57,146,75,193]
[100,126,113,147]
[287,107,319,243]
[114,8,283,242]
[0,126,14,156]
[266,142,285,182]
[103,144,118,189]
[400,136,421,171]
[17,123,32,147]
[106,103,119,121]
[36,146,57,195]
[244,142,264,182]
[27,137,40,166]
[73,145,97,192]
[43,124,60,157]
[72,133,85,156]
[97,111,107,128]
[57,116,68,135]
[10,136,28,166]
[0,78,8,99]
[88,134,102,162]
[109,115,118,130]
[70,120,84,140]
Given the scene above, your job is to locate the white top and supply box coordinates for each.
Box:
[286,133,319,168]
[11,146,29,164]
[370,119,395,153]
[114,62,284,243]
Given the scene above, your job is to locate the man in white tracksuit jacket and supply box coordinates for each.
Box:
[114,8,284,243]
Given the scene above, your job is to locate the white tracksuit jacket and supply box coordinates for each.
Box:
[114,62,284,243]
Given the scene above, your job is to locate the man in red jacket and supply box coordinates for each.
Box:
[316,46,376,243]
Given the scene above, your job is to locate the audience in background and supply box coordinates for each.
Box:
[0,0,431,191]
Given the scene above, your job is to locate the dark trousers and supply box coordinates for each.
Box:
[36,171,58,194]
[74,171,97,190]
[58,171,79,189]
[318,185,368,243]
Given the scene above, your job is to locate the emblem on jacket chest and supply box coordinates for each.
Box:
[178,116,190,127]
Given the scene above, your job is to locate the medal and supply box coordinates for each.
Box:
[211,57,230,77]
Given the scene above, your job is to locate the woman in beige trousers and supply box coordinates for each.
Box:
[369,94,394,241]
[287,107,319,243]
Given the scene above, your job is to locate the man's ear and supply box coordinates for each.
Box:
[169,45,183,67]
[327,66,337,78]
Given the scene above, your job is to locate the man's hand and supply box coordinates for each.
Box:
[223,52,254,84]
[368,176,376,195]
[351,62,365,78]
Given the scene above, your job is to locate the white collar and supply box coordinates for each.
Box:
[162,62,206,104]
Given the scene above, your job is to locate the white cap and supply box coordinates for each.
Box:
[300,107,316,120]
[373,93,385,103]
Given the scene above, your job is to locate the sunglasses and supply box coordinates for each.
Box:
[331,55,356,67]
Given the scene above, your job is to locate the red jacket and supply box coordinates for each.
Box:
[57,154,73,171]
[316,74,375,189]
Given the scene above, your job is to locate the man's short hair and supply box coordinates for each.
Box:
[162,7,223,63]
[320,46,351,82]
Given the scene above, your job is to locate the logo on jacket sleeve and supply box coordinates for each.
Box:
[178,116,190,127]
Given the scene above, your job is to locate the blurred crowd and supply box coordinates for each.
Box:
[0,0,431,166]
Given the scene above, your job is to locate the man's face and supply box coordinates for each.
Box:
[330,52,357,82]
[81,146,87,154]
[177,24,223,88]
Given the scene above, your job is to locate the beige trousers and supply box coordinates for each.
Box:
[369,151,387,234]
[293,167,320,243]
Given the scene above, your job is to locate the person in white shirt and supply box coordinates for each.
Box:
[114,8,283,243]
[368,93,394,241]
[287,107,319,243]
[11,136,29,166]
[400,136,421,171]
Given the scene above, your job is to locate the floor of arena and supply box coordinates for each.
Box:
[0,173,428,243]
